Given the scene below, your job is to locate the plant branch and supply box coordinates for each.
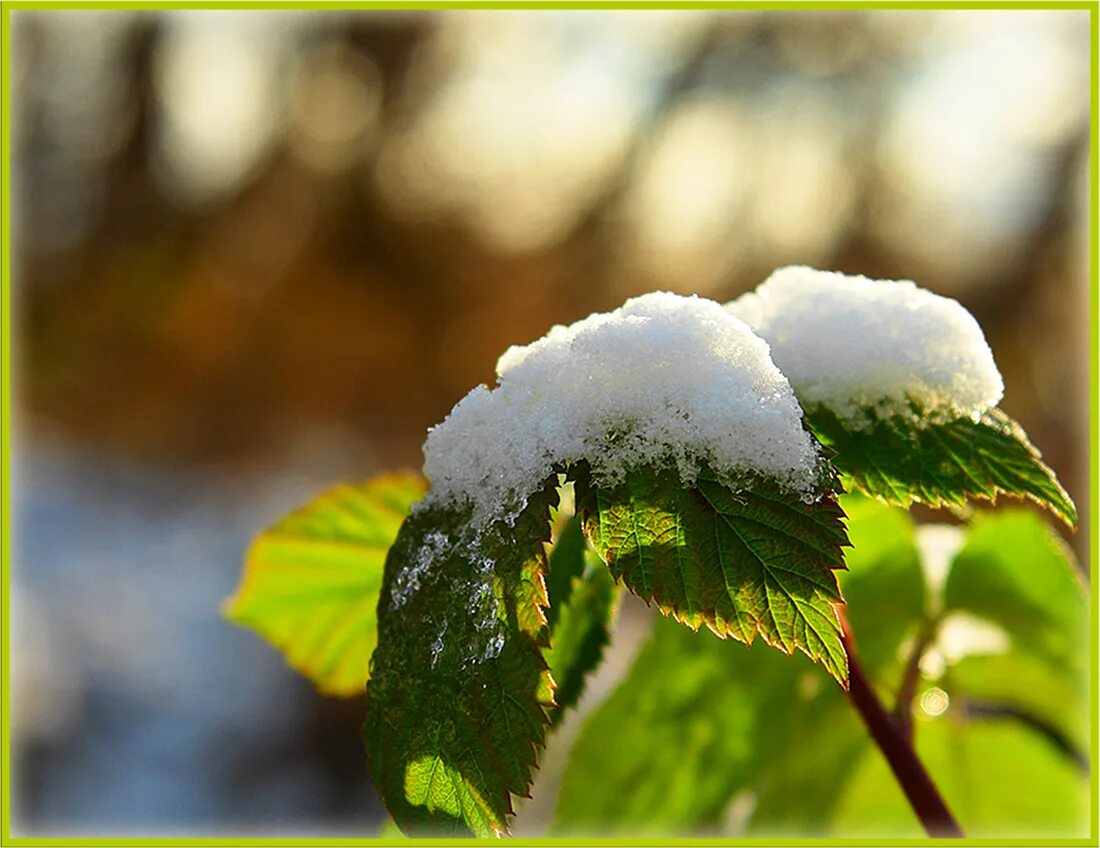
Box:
[840,613,963,838]
[894,621,936,743]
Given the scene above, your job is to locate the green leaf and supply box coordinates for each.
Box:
[545,514,588,632]
[806,406,1076,528]
[223,472,426,696]
[545,526,619,724]
[555,614,786,836]
[554,496,924,837]
[942,509,1088,751]
[944,510,1086,670]
[577,465,850,683]
[363,485,557,837]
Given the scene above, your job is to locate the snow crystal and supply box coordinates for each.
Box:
[389,530,449,610]
[728,266,1004,427]
[429,623,447,668]
[422,291,824,525]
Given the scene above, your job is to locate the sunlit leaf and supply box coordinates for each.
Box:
[807,406,1076,528]
[223,472,425,696]
[363,485,557,837]
[577,465,850,683]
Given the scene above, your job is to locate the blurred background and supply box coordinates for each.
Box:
[8,7,1091,837]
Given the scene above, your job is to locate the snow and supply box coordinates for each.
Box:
[421,291,824,525]
[728,266,1004,427]
[388,530,448,611]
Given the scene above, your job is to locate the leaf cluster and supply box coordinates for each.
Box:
[224,359,1080,838]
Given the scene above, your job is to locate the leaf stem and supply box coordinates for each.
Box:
[840,613,963,838]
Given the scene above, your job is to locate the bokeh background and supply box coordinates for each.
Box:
[8,7,1091,837]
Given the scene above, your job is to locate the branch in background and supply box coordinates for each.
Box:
[962,698,1089,773]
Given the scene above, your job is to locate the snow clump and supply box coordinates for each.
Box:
[727,266,1004,428]
[422,292,825,526]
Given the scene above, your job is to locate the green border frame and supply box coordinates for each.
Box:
[0,2,1096,845]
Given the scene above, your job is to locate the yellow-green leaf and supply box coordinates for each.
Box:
[223,472,426,697]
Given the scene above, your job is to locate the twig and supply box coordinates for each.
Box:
[894,622,936,744]
[840,613,963,838]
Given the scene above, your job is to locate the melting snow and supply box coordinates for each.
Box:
[388,530,449,611]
